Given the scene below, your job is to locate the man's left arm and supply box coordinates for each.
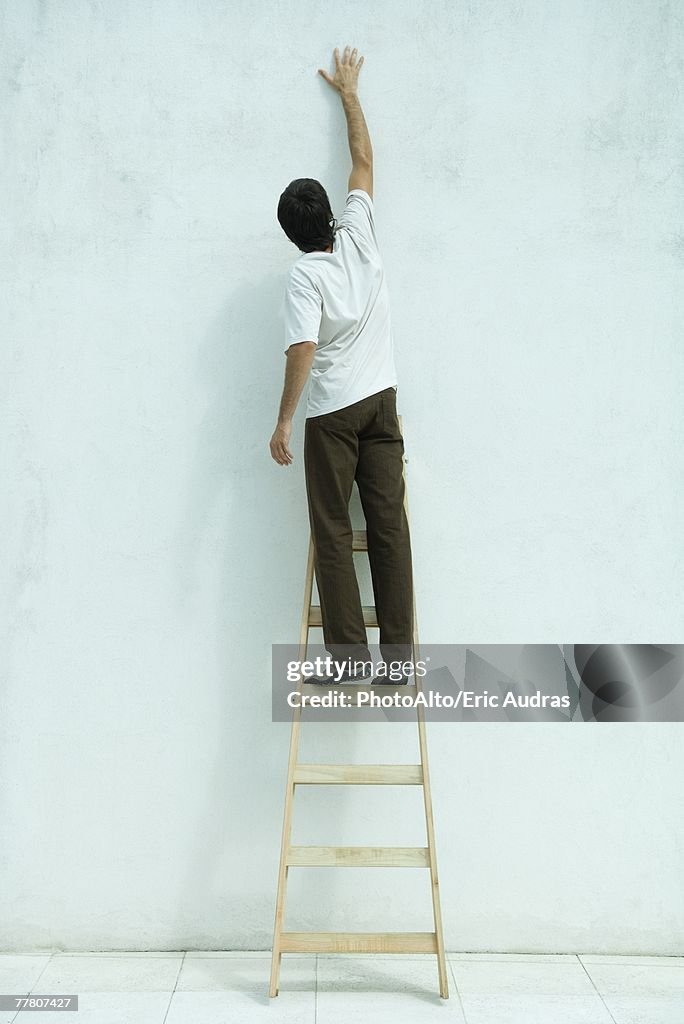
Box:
[269,341,316,465]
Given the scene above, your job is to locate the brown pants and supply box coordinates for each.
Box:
[303,386,414,665]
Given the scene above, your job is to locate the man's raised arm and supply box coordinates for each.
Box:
[319,45,374,199]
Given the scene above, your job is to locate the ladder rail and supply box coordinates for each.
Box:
[269,537,314,997]
[416,694,449,997]
[404,447,450,999]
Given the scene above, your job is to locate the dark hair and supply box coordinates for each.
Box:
[277,178,338,253]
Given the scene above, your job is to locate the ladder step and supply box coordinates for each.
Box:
[288,846,429,867]
[309,605,377,627]
[281,931,438,954]
[294,764,423,785]
[352,530,368,551]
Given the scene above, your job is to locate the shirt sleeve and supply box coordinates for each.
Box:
[282,266,322,354]
[337,189,378,249]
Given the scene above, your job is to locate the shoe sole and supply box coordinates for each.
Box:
[305,676,374,686]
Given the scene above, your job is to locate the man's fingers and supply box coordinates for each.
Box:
[327,45,362,75]
[327,46,363,77]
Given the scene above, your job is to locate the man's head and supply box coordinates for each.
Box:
[277,178,337,253]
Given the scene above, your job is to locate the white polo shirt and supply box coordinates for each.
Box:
[281,189,398,418]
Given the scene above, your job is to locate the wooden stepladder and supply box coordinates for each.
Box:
[269,418,448,999]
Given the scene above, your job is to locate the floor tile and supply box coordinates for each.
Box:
[0,956,51,993]
[316,955,462,1021]
[166,988,315,1023]
[450,958,615,1024]
[0,956,52,1024]
[581,962,684,1024]
[8,991,170,1024]
[597,996,684,1024]
[176,953,315,993]
[28,954,183,992]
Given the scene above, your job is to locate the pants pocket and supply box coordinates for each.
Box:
[381,387,402,444]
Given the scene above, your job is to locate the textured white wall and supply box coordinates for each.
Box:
[1,0,682,954]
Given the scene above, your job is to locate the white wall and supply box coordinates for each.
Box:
[1,0,682,954]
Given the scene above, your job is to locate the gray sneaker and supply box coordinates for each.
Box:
[306,661,375,685]
[372,672,412,685]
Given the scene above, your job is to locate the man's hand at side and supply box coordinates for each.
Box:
[269,340,316,466]
[270,420,293,466]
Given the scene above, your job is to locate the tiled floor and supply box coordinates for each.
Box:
[0,951,682,1023]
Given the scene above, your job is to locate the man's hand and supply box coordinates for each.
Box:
[318,45,364,95]
[270,420,293,466]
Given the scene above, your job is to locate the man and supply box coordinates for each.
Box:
[270,45,413,686]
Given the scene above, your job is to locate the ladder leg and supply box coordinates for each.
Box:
[270,538,315,997]
[402,431,449,999]
[416,666,450,998]
[269,713,301,996]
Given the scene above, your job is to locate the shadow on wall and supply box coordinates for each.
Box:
[161,259,337,946]
[166,169,389,945]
